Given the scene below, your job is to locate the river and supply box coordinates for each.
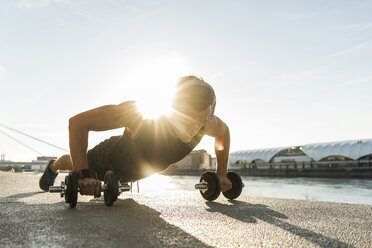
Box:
[139,175,372,205]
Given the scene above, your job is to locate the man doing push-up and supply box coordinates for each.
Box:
[39,75,232,196]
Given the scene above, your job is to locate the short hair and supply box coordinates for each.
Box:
[172,75,216,112]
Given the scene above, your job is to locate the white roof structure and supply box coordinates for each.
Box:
[301,138,372,161]
[229,138,372,163]
[229,146,293,163]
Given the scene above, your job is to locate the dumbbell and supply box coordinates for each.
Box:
[194,171,244,201]
[49,171,131,207]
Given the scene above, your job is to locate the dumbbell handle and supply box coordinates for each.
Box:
[49,182,131,193]
[194,183,208,190]
[194,181,245,190]
[49,185,65,192]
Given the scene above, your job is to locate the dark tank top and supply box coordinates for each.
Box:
[109,115,205,181]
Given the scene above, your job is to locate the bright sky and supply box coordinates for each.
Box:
[1,0,371,162]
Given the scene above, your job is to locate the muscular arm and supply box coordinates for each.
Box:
[68,101,141,171]
[204,115,231,182]
[215,124,230,177]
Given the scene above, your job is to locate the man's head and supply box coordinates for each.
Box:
[170,75,216,142]
[172,75,216,116]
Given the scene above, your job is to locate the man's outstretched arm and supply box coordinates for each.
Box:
[205,115,232,192]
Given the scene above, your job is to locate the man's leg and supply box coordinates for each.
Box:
[50,154,73,173]
[39,154,74,191]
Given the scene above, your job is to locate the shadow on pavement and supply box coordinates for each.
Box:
[1,191,43,200]
[0,192,211,248]
[205,200,355,248]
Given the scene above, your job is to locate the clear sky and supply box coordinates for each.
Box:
[1,0,371,162]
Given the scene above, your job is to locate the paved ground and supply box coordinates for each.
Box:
[0,171,371,248]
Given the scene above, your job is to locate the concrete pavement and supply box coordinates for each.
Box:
[0,171,371,248]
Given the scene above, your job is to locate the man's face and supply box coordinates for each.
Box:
[183,104,213,126]
[171,104,214,142]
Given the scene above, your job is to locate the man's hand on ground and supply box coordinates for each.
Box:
[78,178,101,197]
[218,174,232,193]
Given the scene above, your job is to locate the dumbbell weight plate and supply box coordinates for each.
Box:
[222,172,243,200]
[199,171,221,201]
[65,171,78,208]
[104,171,119,206]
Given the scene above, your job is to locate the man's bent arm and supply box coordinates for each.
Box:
[68,101,141,171]
[68,118,90,171]
[204,116,230,176]
[215,124,230,177]
[205,116,232,192]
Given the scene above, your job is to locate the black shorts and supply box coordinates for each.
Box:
[87,135,122,181]
[87,134,174,182]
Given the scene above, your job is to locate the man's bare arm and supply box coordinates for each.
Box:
[204,116,232,192]
[68,101,141,171]
[215,124,230,177]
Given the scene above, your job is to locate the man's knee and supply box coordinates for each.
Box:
[52,154,73,171]
[59,154,72,165]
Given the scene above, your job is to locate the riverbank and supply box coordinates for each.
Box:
[1,171,371,247]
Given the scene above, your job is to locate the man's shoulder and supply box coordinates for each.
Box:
[204,115,228,137]
[116,100,144,129]
[118,100,138,109]
[117,100,143,117]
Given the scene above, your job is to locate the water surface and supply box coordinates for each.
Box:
[141,175,372,205]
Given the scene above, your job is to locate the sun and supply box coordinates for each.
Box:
[136,97,173,119]
[107,49,193,119]
[116,52,190,119]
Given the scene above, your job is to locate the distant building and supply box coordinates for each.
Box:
[211,157,216,170]
[0,156,57,172]
[170,149,212,170]
[30,156,57,171]
[33,156,57,163]
[229,138,372,169]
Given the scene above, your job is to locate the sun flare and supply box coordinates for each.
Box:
[141,174,172,190]
[136,97,173,119]
[115,52,190,119]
